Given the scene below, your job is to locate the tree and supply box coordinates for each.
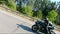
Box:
[41,1,56,18]
[33,0,56,18]
[17,0,34,17]
[32,0,42,17]
[57,2,60,15]
[55,2,60,25]
[16,0,27,13]
[47,10,58,22]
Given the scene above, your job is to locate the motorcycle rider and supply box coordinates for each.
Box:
[44,17,50,34]
[36,18,50,34]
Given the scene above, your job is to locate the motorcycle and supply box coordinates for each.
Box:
[32,20,56,34]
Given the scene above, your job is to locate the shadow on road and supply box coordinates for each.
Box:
[17,24,41,34]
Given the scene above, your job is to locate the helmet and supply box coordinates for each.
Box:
[44,17,49,24]
[44,17,49,20]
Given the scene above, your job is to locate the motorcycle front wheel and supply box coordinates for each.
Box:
[50,31,56,34]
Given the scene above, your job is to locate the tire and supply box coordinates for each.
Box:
[32,25,38,32]
[50,31,56,34]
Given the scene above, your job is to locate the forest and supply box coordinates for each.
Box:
[0,0,60,25]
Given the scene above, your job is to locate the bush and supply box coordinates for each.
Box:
[47,10,58,22]
[37,10,43,20]
[4,0,16,10]
[24,6,33,16]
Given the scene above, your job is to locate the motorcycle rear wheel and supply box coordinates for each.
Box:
[32,25,38,32]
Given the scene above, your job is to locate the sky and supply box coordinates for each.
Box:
[51,0,60,2]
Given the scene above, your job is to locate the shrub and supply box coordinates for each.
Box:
[24,6,33,16]
[47,10,58,22]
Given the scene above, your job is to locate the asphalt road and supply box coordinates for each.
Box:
[0,9,60,34]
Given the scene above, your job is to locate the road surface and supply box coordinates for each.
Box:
[0,9,60,34]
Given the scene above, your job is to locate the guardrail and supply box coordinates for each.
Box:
[0,4,38,22]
